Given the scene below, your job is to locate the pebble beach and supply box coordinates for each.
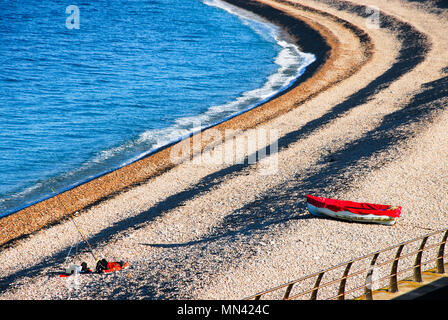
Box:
[0,0,447,300]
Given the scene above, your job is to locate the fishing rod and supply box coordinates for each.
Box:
[51,187,97,262]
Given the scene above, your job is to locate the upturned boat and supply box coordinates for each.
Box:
[306,195,401,225]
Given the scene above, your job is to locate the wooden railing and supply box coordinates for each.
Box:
[245,228,448,300]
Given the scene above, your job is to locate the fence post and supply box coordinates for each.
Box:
[364,253,379,300]
[437,230,448,274]
[337,262,353,300]
[283,283,294,300]
[310,272,325,300]
[414,236,429,282]
[390,244,404,293]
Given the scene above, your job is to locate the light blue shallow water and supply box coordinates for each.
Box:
[0,0,314,216]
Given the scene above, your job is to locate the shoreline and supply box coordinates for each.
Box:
[0,0,370,247]
[0,0,315,220]
[2,0,446,300]
[0,0,315,219]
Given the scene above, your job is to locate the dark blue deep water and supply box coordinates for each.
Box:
[0,0,314,216]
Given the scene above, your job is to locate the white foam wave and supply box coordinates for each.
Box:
[134,0,316,150]
[0,0,317,216]
[58,0,316,168]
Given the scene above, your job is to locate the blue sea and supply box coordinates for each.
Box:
[0,0,315,216]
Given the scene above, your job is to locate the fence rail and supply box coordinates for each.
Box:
[245,228,448,300]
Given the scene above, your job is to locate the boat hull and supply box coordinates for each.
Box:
[307,203,397,225]
[306,195,401,226]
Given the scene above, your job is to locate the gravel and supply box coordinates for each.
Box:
[0,0,447,300]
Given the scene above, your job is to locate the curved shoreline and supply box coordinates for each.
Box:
[0,0,314,220]
[0,0,371,247]
[2,0,446,301]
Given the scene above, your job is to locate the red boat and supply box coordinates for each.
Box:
[306,195,401,225]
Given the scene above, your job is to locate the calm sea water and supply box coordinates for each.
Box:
[0,0,315,216]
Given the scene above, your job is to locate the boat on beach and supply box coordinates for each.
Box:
[306,195,402,225]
